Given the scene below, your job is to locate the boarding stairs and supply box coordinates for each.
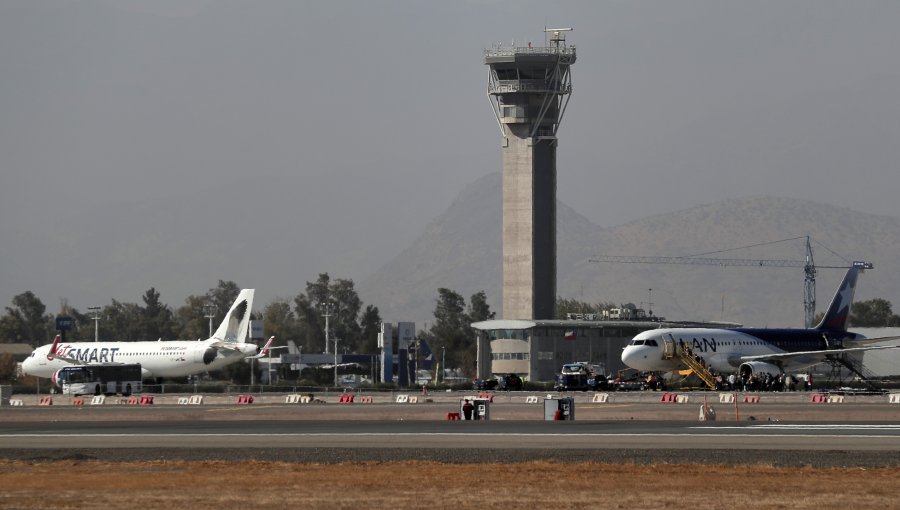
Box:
[825,352,881,391]
[661,334,717,390]
[677,349,717,390]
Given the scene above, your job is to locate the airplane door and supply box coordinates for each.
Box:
[662,334,675,360]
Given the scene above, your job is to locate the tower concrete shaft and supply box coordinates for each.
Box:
[485,30,575,320]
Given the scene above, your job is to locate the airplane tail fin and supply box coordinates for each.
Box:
[258,336,274,357]
[211,289,255,343]
[47,334,61,360]
[814,268,859,332]
[248,336,275,359]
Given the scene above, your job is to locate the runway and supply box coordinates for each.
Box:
[3,392,900,465]
[4,419,900,451]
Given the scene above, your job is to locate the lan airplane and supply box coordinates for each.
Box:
[621,267,900,380]
[22,289,274,380]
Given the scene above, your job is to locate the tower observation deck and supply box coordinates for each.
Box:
[485,29,575,320]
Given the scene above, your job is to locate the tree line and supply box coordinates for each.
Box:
[8,279,892,384]
[0,276,385,353]
[0,276,498,381]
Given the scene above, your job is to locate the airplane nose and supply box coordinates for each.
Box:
[621,346,651,371]
[621,346,637,366]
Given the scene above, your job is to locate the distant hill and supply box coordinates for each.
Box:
[357,173,900,328]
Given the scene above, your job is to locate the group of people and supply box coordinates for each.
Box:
[678,339,708,369]
[675,339,813,392]
[712,371,812,392]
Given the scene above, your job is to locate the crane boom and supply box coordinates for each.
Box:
[589,238,872,328]
[587,255,869,270]
[590,255,812,267]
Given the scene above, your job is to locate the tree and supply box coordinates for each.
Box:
[173,281,244,341]
[140,287,177,340]
[101,300,144,341]
[0,353,17,382]
[328,277,363,352]
[428,288,473,376]
[293,292,322,354]
[850,299,900,327]
[176,294,214,341]
[262,298,301,349]
[467,291,495,323]
[293,273,366,354]
[556,297,616,319]
[359,305,382,354]
[208,280,241,323]
[0,291,52,345]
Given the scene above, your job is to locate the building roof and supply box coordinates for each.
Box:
[470,319,741,331]
[0,343,34,356]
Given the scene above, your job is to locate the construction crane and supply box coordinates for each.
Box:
[589,237,872,328]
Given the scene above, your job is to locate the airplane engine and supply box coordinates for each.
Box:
[739,361,783,379]
[141,367,153,379]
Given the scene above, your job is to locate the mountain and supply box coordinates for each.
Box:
[358,173,900,328]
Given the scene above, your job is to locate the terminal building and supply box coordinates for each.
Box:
[471,318,736,382]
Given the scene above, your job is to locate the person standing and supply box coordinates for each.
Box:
[462,399,474,420]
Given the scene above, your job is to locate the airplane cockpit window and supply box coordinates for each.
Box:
[631,339,645,346]
[645,340,659,347]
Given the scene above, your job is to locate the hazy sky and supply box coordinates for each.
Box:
[2,1,899,311]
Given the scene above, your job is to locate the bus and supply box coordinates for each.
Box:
[53,364,143,396]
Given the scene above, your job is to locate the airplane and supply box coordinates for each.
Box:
[22,289,275,380]
[621,267,900,381]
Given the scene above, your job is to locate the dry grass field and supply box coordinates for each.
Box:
[1,459,897,509]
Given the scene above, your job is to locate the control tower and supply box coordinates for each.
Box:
[485,28,576,320]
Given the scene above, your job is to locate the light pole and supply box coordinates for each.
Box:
[266,346,288,387]
[441,346,446,383]
[647,288,653,318]
[333,337,339,388]
[203,303,217,338]
[319,301,335,354]
[87,307,101,342]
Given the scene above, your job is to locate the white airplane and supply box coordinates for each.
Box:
[22,289,275,380]
[621,267,900,380]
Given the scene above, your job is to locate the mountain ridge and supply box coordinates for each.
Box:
[357,173,900,328]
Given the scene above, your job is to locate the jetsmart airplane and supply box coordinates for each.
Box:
[621,267,900,380]
[22,289,274,381]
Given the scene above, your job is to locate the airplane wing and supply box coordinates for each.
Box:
[849,335,900,346]
[738,343,900,364]
[321,363,363,369]
[49,352,90,365]
[46,335,85,364]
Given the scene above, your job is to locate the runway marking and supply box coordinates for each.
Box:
[694,424,900,430]
[204,405,284,412]
[4,432,900,439]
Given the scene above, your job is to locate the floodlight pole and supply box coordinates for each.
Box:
[88,307,101,342]
[203,303,217,338]
[265,346,288,386]
[320,301,335,355]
